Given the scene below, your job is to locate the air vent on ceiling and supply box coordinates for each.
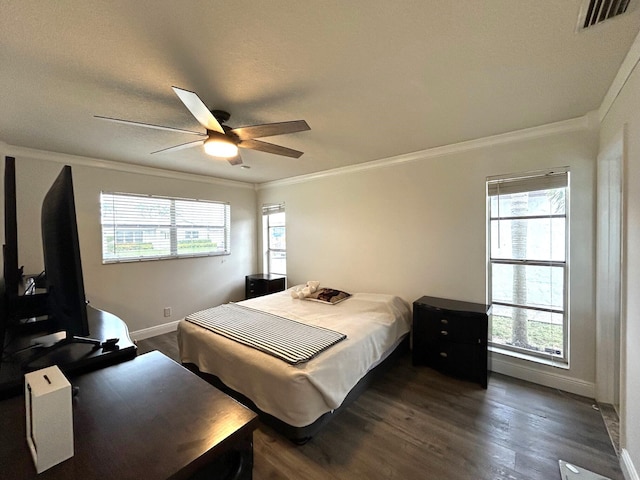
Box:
[579,0,633,29]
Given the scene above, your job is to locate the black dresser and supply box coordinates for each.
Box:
[245,274,286,299]
[412,296,491,388]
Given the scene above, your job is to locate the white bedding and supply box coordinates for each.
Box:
[177,289,411,427]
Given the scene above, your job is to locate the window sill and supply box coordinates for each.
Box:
[102,251,231,264]
[489,345,569,370]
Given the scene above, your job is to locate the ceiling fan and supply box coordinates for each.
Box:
[95,86,310,166]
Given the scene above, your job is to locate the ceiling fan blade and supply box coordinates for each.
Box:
[150,139,205,155]
[239,139,304,158]
[171,86,225,134]
[227,155,243,166]
[94,115,206,136]
[230,120,310,141]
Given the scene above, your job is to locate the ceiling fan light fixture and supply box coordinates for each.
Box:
[203,132,238,158]
[96,87,308,163]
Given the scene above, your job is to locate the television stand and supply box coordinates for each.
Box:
[0,305,136,398]
[21,333,120,369]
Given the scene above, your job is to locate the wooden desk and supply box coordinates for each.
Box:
[0,351,259,479]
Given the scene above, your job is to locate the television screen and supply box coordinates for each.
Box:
[40,165,89,337]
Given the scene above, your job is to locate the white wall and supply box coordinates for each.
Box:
[258,118,599,396]
[2,147,257,336]
[599,40,640,479]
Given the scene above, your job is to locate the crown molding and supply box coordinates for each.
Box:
[3,110,592,192]
[1,143,254,190]
[599,28,640,123]
[257,114,591,190]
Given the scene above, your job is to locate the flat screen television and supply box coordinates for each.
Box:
[1,157,95,370]
[0,157,19,363]
[3,157,20,299]
[2,158,48,323]
[1,157,49,363]
[40,164,90,338]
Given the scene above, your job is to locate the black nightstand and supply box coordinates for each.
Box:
[245,274,286,299]
[412,296,491,388]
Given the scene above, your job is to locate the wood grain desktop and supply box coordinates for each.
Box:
[0,351,258,479]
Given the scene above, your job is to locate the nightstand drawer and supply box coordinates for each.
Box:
[415,306,484,345]
[429,341,482,379]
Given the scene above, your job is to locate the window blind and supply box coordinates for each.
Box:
[487,169,568,196]
[262,203,285,215]
[101,192,230,263]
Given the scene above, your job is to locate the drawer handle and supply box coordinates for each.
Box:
[440,319,448,325]
[440,330,448,336]
[439,352,448,358]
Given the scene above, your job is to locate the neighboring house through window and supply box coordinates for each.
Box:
[101,192,230,263]
[487,169,569,363]
[262,203,286,275]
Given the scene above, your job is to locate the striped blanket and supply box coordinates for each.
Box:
[185,303,347,364]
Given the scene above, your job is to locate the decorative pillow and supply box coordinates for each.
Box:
[305,288,351,305]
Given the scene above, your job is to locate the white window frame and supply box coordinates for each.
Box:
[101,192,230,264]
[487,168,569,364]
[262,203,286,275]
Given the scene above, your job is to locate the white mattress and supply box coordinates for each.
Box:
[177,289,411,427]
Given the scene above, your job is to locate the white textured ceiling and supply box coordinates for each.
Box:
[1,1,639,183]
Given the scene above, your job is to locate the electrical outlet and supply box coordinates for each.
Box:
[163,307,171,318]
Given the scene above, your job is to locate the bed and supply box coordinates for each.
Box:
[177,287,411,443]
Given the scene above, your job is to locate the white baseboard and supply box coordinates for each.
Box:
[130,321,180,341]
[490,355,595,398]
[621,449,640,480]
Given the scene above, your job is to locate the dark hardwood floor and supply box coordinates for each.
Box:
[137,332,622,480]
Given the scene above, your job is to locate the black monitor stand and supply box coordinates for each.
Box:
[21,333,120,369]
[0,305,136,399]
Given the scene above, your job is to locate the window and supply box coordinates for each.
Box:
[115,230,143,244]
[101,192,230,263]
[262,203,286,275]
[487,169,569,363]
